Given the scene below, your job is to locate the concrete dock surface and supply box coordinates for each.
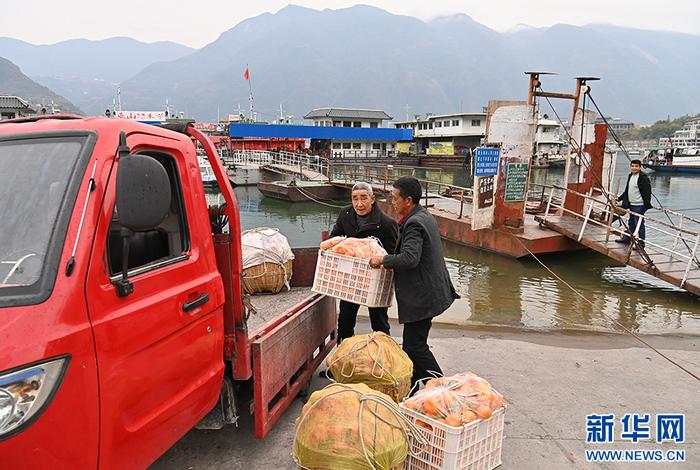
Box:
[152,320,699,469]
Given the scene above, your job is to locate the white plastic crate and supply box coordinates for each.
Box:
[400,405,506,470]
[312,249,394,308]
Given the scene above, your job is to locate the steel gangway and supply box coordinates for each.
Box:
[220,149,330,181]
[535,185,700,296]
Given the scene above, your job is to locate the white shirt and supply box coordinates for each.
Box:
[628,173,644,205]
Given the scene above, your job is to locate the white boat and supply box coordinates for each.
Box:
[199,156,218,186]
[642,146,700,174]
[532,117,567,168]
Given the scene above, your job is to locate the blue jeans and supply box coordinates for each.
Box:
[628,205,648,243]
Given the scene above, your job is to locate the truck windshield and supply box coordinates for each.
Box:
[0,135,90,305]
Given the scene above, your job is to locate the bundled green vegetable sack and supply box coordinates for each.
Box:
[293,383,411,470]
[326,332,413,402]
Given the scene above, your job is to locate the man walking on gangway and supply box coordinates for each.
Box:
[616,159,653,248]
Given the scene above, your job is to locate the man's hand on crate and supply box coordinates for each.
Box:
[369,255,385,269]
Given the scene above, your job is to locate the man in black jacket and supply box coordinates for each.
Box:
[370,177,459,388]
[329,182,399,342]
[616,159,653,248]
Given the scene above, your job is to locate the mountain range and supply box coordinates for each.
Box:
[0,56,82,114]
[0,36,194,116]
[1,5,698,124]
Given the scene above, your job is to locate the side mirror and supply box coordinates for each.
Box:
[113,134,171,297]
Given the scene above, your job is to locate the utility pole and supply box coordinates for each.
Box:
[405,103,410,121]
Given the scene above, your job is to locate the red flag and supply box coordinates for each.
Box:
[244,66,249,81]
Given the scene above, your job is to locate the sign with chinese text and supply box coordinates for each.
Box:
[474,147,500,177]
[472,173,498,230]
[477,175,494,208]
[584,413,685,463]
[193,123,219,132]
[504,163,528,202]
[115,110,166,122]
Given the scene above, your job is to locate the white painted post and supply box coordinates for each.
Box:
[681,234,700,288]
[578,197,594,241]
[670,214,684,261]
[544,186,555,221]
[631,208,643,245]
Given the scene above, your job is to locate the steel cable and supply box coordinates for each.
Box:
[586,93,700,269]
[510,233,700,382]
[537,88,656,266]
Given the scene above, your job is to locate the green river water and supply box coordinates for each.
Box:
[216,156,700,336]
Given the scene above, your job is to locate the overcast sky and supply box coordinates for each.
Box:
[4,0,698,48]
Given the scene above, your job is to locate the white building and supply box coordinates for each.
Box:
[393,112,486,155]
[661,118,700,148]
[594,116,635,133]
[304,107,406,158]
[305,107,391,128]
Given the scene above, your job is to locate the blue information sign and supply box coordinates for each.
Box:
[474,147,501,177]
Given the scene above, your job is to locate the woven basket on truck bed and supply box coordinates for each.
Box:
[242,260,293,294]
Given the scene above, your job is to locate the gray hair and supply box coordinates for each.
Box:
[351,182,374,196]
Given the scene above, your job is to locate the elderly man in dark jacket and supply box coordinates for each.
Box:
[330,182,399,342]
[370,176,459,387]
[616,159,653,248]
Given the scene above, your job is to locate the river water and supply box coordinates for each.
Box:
[225,155,700,335]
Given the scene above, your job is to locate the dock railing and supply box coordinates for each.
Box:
[223,149,330,181]
[537,184,700,287]
[331,162,475,219]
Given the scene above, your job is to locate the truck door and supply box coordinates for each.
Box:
[84,133,225,469]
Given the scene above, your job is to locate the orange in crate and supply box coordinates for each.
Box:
[312,249,394,308]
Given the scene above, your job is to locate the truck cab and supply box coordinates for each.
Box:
[0,116,336,468]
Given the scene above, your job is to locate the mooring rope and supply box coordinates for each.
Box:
[510,233,700,382]
[295,184,348,208]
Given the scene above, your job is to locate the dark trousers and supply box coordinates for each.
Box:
[337,300,390,343]
[402,317,442,388]
[627,205,648,243]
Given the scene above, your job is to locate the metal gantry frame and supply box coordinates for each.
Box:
[526,72,601,200]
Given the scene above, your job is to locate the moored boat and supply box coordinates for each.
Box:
[257,180,348,202]
[199,155,218,186]
[642,146,700,173]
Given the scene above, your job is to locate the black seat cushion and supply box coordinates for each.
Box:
[108,228,170,273]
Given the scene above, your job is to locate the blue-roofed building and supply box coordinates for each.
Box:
[229,107,412,158]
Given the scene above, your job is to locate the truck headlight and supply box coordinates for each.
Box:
[0,356,69,439]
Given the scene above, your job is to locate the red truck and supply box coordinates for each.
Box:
[0,115,337,468]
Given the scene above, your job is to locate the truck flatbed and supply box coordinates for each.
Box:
[247,287,314,334]
[222,247,336,438]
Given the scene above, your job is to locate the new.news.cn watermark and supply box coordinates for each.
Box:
[585,413,686,462]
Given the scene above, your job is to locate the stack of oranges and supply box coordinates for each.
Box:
[402,372,505,428]
[320,236,387,259]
